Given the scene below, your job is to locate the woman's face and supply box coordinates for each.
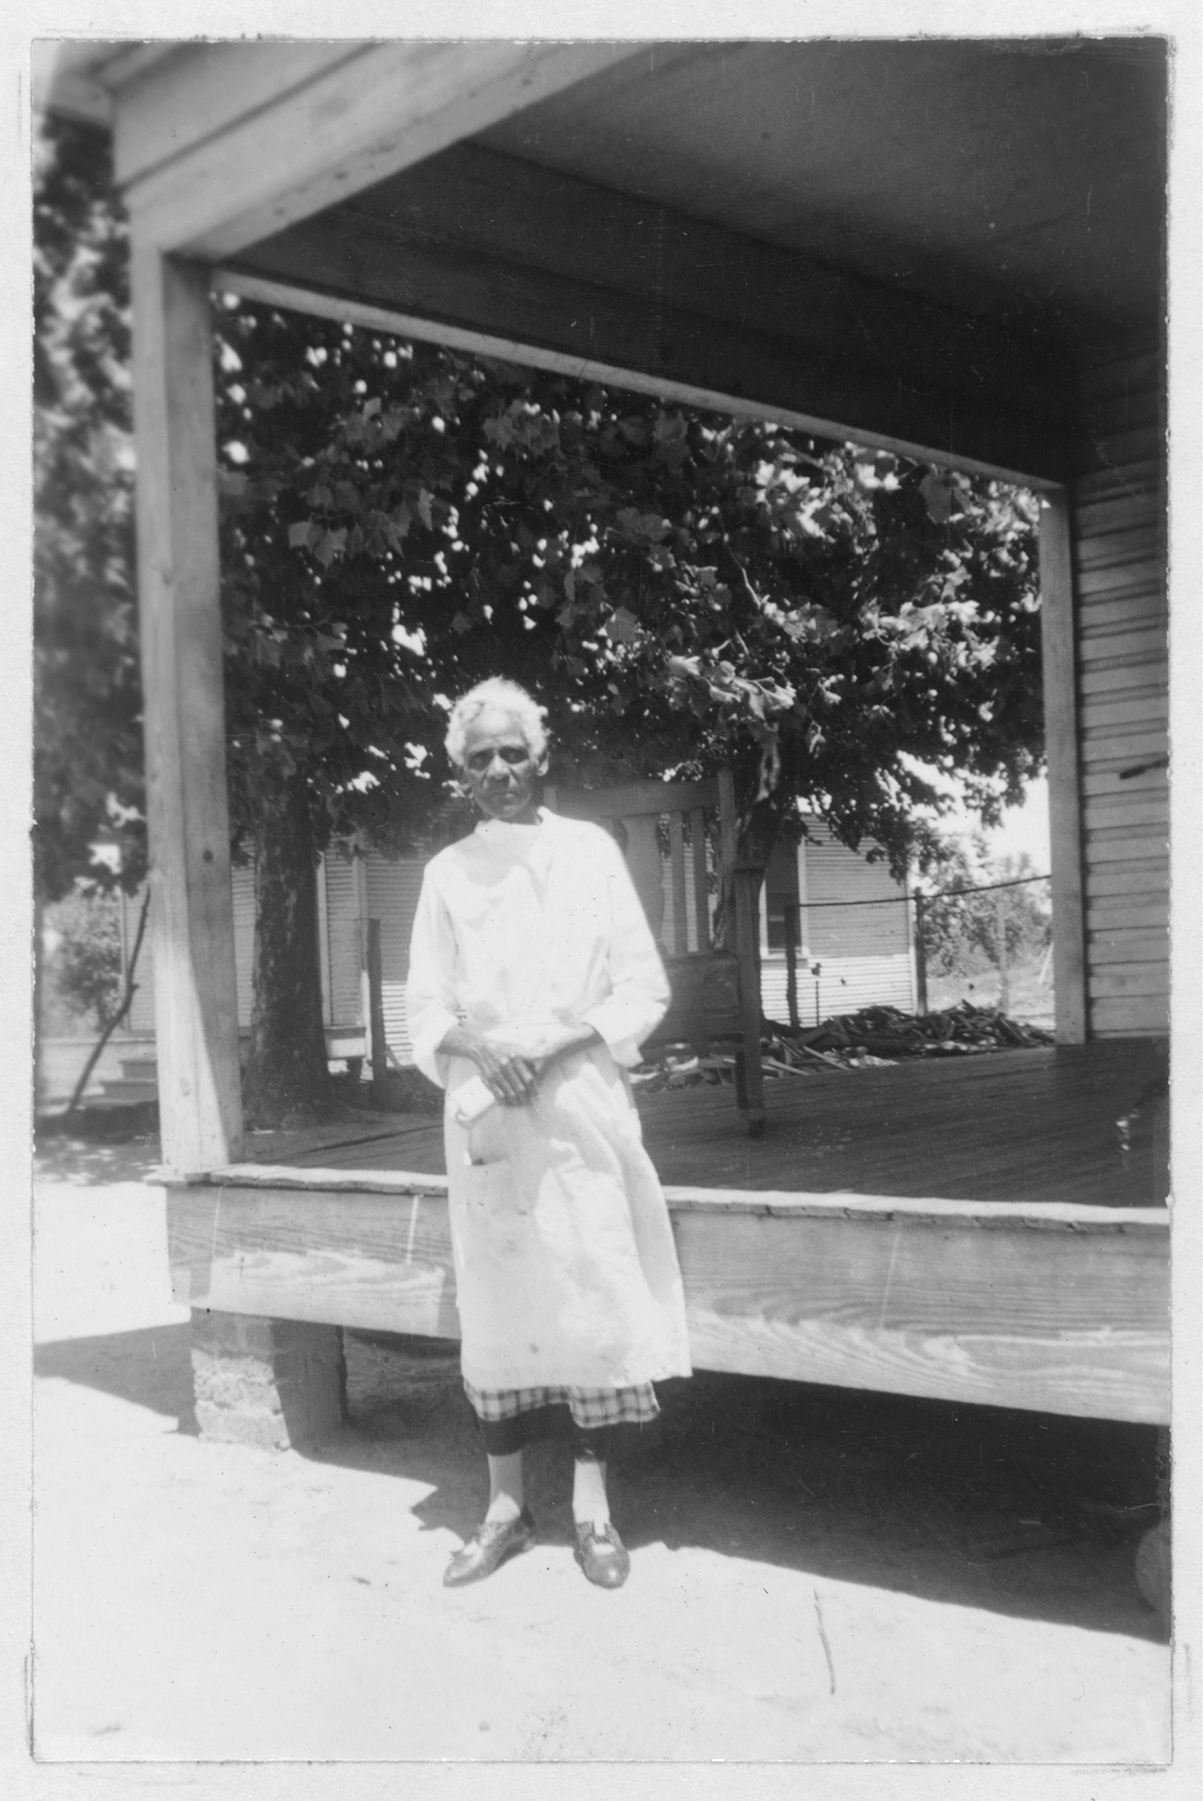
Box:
[460,707,544,823]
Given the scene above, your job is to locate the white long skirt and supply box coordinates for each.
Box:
[442,1042,693,1394]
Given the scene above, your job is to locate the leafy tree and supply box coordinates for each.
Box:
[918,839,1051,979]
[33,116,143,902]
[41,888,123,1030]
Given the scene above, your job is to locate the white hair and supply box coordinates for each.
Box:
[444,678,549,770]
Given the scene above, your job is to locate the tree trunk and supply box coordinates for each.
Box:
[243,777,331,1127]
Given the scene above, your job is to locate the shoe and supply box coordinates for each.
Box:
[443,1506,536,1588]
[573,1520,630,1589]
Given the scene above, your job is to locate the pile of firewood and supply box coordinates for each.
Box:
[773,1000,1054,1069]
[631,1001,1052,1090]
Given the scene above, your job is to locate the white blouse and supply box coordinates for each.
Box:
[405,808,670,1086]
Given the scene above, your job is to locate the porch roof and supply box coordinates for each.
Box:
[38,36,1167,482]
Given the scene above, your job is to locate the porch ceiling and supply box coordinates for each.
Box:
[223,36,1164,481]
[473,38,1166,347]
[45,36,1167,479]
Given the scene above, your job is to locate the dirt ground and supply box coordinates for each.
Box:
[30,1133,1172,1765]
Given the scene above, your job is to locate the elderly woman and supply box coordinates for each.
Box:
[405,677,692,1590]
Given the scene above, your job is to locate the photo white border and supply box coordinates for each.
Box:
[4,4,1198,1798]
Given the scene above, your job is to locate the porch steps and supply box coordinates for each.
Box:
[95,1056,159,1106]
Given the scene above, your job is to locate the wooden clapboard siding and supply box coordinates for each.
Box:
[1072,339,1168,1038]
[801,826,910,961]
[757,817,915,1023]
[321,854,363,1029]
[231,867,256,1030]
[761,954,915,1028]
[363,854,426,1063]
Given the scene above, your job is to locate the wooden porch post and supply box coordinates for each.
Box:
[1039,491,1088,1044]
[131,245,243,1170]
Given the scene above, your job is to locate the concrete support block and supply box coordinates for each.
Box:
[190,1309,346,1450]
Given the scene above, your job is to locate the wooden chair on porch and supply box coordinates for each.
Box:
[545,771,766,1135]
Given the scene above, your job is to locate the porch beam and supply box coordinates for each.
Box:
[131,245,243,1172]
[226,149,1074,484]
[116,41,644,262]
[1040,491,1089,1043]
[345,144,1071,441]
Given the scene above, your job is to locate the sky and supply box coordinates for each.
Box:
[941,775,1051,874]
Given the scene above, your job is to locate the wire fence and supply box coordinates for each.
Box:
[775,871,1052,1025]
[783,871,1051,910]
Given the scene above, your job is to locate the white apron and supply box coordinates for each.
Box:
[405,810,692,1393]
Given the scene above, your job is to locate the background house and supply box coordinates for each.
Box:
[116,813,917,1074]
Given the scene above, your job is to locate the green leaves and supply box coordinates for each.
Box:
[603,606,640,647]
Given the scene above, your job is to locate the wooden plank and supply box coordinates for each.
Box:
[197,1164,1167,1234]
[733,867,766,1126]
[339,142,1071,429]
[121,42,644,260]
[1083,765,1168,798]
[691,807,710,953]
[167,1178,1170,1424]
[1076,560,1164,602]
[1039,494,1086,1044]
[229,209,1071,484]
[1078,594,1168,634]
[169,1183,461,1339]
[1093,996,1169,1035]
[130,247,242,1172]
[718,770,739,883]
[114,42,375,185]
[1085,864,1169,899]
[1075,522,1163,571]
[1081,729,1168,765]
[217,266,1067,490]
[669,813,688,955]
[1088,931,1169,966]
[1074,459,1161,504]
[1083,793,1169,832]
[1085,816,1169,847]
[675,1209,1168,1424]
[1088,966,1170,999]
[1075,489,1161,535]
[554,777,716,820]
[1078,627,1168,666]
[1080,694,1169,732]
[1079,661,1168,700]
[266,1040,1168,1212]
[1086,901,1169,932]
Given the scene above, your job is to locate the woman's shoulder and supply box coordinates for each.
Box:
[420,835,477,881]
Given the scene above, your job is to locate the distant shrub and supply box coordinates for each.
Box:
[42,889,123,1031]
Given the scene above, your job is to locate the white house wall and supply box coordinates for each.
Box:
[364,854,427,1064]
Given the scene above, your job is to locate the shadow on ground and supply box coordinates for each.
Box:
[33,1134,165,1187]
[36,1320,1166,1644]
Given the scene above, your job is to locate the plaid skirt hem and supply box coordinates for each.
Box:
[463,1379,660,1430]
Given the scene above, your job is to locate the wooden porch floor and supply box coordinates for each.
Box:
[281,1040,1167,1211]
